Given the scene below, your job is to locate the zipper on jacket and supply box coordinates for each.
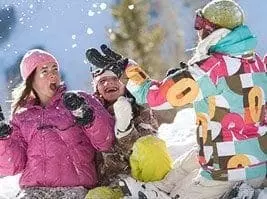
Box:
[40,107,47,184]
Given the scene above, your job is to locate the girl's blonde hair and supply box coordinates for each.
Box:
[11,70,40,115]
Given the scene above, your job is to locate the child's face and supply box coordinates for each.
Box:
[32,62,61,101]
[97,76,125,103]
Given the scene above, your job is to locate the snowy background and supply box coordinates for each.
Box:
[0,0,267,198]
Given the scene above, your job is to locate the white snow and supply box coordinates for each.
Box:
[71,34,76,40]
[86,27,94,35]
[128,4,134,10]
[87,10,95,17]
[258,189,267,199]
[0,174,20,198]
[158,108,196,160]
[99,3,107,11]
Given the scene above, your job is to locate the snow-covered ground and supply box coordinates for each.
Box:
[158,108,197,160]
[0,175,20,199]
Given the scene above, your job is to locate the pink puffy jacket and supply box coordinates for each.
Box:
[0,86,114,188]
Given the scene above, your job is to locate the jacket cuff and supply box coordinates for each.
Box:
[115,122,134,139]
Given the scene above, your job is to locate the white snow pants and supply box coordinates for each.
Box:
[151,147,234,199]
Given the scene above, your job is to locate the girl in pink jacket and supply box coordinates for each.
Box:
[0,49,114,199]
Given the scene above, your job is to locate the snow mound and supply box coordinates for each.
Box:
[0,174,20,199]
[158,108,196,160]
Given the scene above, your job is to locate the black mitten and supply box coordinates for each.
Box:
[63,92,95,126]
[100,44,129,73]
[165,62,189,77]
[165,67,180,77]
[0,105,4,121]
[86,48,114,69]
[0,123,11,139]
[0,105,11,139]
[86,44,128,77]
[179,61,189,69]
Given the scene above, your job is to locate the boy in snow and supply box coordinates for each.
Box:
[84,46,172,199]
[0,49,114,199]
[91,0,267,198]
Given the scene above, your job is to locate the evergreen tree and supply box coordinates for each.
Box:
[108,0,166,78]
[109,0,188,78]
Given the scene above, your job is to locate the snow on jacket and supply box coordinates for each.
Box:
[125,25,267,182]
[0,85,114,188]
[94,92,172,186]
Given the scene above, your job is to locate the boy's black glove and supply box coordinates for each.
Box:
[63,92,95,126]
[0,105,11,139]
[86,44,128,77]
[165,67,180,77]
[165,62,189,77]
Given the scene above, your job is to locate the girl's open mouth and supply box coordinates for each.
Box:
[49,83,57,91]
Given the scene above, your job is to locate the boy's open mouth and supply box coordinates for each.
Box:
[105,87,118,93]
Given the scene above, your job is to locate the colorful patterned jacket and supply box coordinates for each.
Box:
[125,26,267,181]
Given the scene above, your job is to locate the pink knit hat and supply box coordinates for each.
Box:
[20,49,59,80]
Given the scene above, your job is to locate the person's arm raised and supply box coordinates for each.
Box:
[0,105,27,175]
